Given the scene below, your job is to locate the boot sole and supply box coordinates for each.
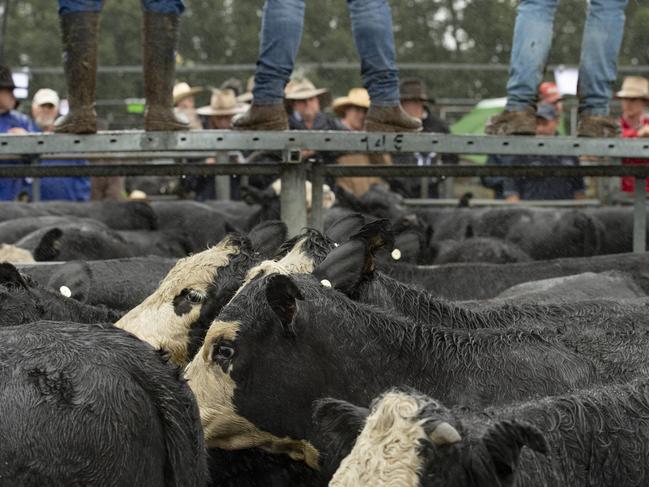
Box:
[54,122,97,135]
[144,120,189,132]
[364,121,423,133]
[232,121,289,131]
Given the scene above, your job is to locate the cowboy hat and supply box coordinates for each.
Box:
[332,88,370,117]
[616,76,649,100]
[237,76,255,103]
[173,82,203,105]
[0,65,16,90]
[197,89,249,116]
[400,78,434,103]
[285,78,329,102]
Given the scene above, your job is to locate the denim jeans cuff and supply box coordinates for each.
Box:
[251,99,285,107]
[369,100,400,108]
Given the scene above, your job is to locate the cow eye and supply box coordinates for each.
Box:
[213,341,236,368]
[185,289,205,304]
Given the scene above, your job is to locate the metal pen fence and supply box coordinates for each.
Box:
[0,130,648,251]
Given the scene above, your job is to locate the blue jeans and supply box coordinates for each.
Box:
[506,0,628,116]
[58,0,184,15]
[252,0,400,105]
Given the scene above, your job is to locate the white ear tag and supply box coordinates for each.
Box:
[391,249,402,261]
[60,285,72,298]
[320,279,332,288]
[334,242,339,247]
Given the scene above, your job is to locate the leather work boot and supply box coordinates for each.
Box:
[364,105,422,132]
[231,103,289,131]
[577,115,620,138]
[484,107,537,135]
[142,12,188,131]
[54,12,100,134]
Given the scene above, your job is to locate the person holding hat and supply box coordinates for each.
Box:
[0,65,39,200]
[617,76,649,193]
[231,0,421,133]
[173,82,203,130]
[486,0,629,138]
[182,90,249,200]
[25,88,91,201]
[387,78,457,199]
[54,0,187,133]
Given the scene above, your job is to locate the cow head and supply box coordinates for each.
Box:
[115,234,256,366]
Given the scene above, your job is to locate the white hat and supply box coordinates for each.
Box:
[173,82,203,105]
[32,88,60,107]
[616,76,649,100]
[197,89,249,116]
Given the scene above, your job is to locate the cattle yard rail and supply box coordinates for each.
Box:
[0,130,648,252]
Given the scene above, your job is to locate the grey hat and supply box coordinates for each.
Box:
[536,103,559,121]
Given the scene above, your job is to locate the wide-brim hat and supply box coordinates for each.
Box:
[285,78,330,104]
[173,82,203,105]
[0,65,16,91]
[197,89,249,116]
[332,88,371,117]
[237,76,255,103]
[400,78,433,103]
[616,76,649,100]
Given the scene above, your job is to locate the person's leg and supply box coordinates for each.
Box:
[141,0,188,131]
[252,0,305,104]
[54,0,102,134]
[577,0,628,137]
[506,0,560,111]
[347,0,420,131]
[486,0,559,135]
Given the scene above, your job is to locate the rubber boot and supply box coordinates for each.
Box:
[142,11,188,131]
[54,12,100,134]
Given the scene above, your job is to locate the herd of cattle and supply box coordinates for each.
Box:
[2,186,649,486]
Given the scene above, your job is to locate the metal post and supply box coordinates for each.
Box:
[30,156,40,202]
[215,153,230,200]
[0,0,11,64]
[280,150,307,238]
[310,162,324,231]
[634,177,646,253]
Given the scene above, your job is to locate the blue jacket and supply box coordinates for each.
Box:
[0,110,39,200]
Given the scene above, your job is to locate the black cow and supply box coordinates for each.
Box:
[0,320,207,486]
[185,273,597,471]
[316,383,649,486]
[0,263,121,326]
[0,216,108,243]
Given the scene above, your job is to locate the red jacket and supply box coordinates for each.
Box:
[621,115,649,193]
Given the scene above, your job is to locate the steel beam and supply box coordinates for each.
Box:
[280,155,307,238]
[634,178,647,253]
[310,163,324,232]
[2,131,649,158]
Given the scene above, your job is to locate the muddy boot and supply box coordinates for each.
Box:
[364,105,422,132]
[54,12,100,134]
[484,107,537,135]
[142,12,188,131]
[231,103,289,131]
[577,115,620,138]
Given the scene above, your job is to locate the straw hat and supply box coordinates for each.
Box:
[285,78,329,101]
[197,89,249,116]
[616,76,649,100]
[173,82,203,105]
[332,88,370,117]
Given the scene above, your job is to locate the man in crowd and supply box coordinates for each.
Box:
[332,87,390,197]
[0,65,38,200]
[232,0,420,132]
[388,78,458,199]
[173,82,203,130]
[30,88,91,201]
[286,78,344,131]
[486,0,629,137]
[486,104,585,201]
[617,76,649,194]
[54,0,187,133]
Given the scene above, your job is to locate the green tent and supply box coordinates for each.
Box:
[450,98,506,164]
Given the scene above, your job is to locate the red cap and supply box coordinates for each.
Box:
[539,82,562,103]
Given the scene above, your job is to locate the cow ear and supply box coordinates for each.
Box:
[483,421,548,483]
[325,213,366,245]
[248,220,288,259]
[0,263,30,289]
[47,261,92,303]
[313,239,367,296]
[265,274,304,333]
[34,228,63,261]
[353,219,394,256]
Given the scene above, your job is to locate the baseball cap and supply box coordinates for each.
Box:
[539,82,562,103]
[32,88,60,107]
[536,103,559,121]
